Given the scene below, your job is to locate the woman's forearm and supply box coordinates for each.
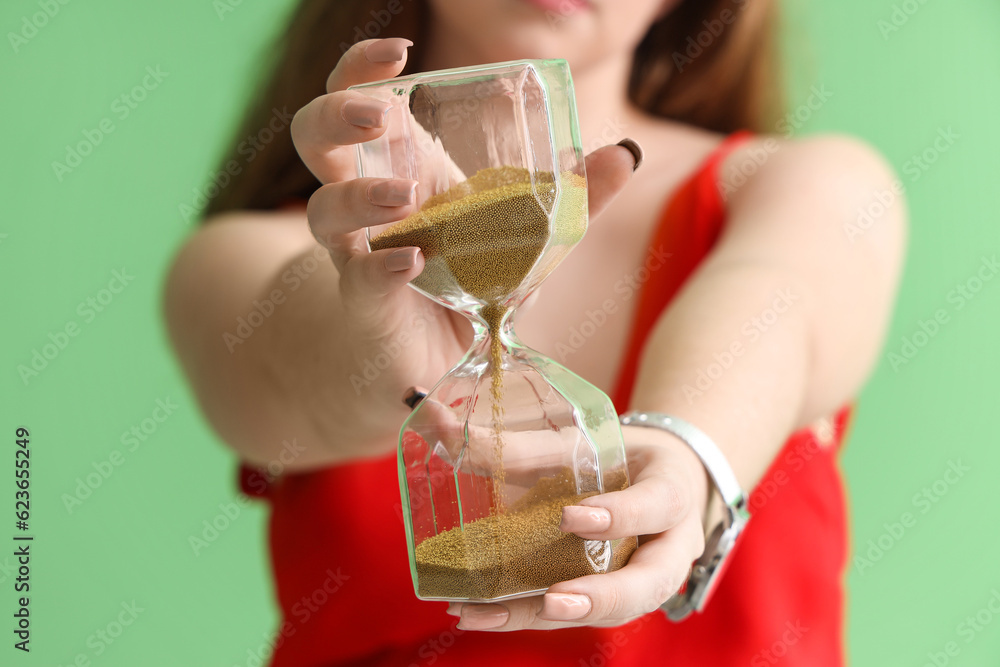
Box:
[630,136,906,492]
[165,215,412,470]
[251,247,417,460]
[630,261,815,491]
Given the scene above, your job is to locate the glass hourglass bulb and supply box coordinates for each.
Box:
[351,59,636,602]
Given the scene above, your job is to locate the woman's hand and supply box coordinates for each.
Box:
[446,426,711,631]
[291,38,469,417]
[290,38,641,426]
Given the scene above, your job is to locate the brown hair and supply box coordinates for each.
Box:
[205,0,781,218]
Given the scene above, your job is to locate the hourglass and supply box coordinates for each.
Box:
[351,59,636,602]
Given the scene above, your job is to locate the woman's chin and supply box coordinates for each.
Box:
[427,0,606,67]
[462,32,602,69]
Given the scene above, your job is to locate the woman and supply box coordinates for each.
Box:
[165,0,906,664]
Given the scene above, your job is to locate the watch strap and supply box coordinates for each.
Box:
[619,411,751,621]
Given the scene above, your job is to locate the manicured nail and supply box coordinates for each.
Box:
[368,179,417,206]
[540,593,592,621]
[560,505,611,533]
[385,247,419,272]
[342,98,391,128]
[403,386,428,410]
[617,138,644,172]
[365,38,413,63]
[457,604,508,630]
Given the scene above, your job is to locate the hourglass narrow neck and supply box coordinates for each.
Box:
[476,303,523,351]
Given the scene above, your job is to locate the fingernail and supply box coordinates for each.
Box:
[365,38,414,63]
[457,604,508,630]
[540,593,592,621]
[560,505,612,533]
[617,138,644,172]
[385,247,419,272]
[445,602,463,617]
[403,386,428,410]
[368,179,417,206]
[342,98,391,128]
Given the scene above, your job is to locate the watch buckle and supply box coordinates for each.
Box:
[662,501,749,621]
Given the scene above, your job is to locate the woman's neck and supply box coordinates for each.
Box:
[568,54,649,153]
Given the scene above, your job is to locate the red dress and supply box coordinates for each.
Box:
[240,132,852,666]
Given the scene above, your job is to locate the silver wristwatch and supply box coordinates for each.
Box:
[619,411,751,621]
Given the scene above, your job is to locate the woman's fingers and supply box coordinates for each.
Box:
[585,141,643,219]
[326,38,412,93]
[307,177,418,268]
[291,39,412,184]
[450,517,703,631]
[540,519,703,622]
[291,91,392,183]
[559,443,698,540]
[337,246,425,323]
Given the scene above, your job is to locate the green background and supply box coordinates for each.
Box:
[2,0,998,664]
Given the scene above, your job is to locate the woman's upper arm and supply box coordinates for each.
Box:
[162,210,322,463]
[712,134,908,418]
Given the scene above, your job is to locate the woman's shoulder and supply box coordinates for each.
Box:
[719,132,901,207]
[631,109,897,197]
[713,131,907,267]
